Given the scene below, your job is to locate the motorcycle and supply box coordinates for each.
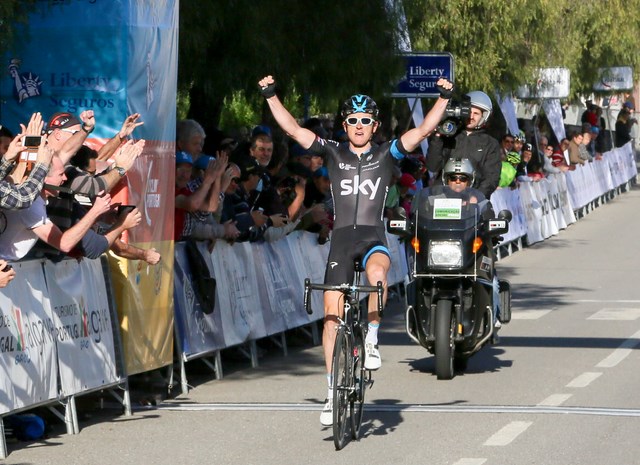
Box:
[388,190,512,379]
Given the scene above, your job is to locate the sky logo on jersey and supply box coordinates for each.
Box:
[339,163,356,170]
[340,175,381,200]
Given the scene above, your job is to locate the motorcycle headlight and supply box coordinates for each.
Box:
[428,240,462,267]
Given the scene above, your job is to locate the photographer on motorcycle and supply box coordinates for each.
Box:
[426,91,501,199]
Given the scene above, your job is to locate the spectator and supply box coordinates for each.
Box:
[249,132,274,168]
[46,110,96,165]
[398,173,417,215]
[177,119,206,160]
[615,107,636,148]
[0,153,112,261]
[65,140,144,197]
[221,157,286,242]
[289,143,323,174]
[568,131,585,165]
[579,128,593,163]
[542,143,569,174]
[513,130,525,155]
[0,113,53,210]
[500,133,515,159]
[517,143,543,182]
[0,126,13,157]
[384,165,403,217]
[498,151,520,188]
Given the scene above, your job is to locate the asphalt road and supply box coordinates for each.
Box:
[4,185,640,465]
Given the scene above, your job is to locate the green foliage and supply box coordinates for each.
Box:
[218,90,260,132]
[404,0,640,98]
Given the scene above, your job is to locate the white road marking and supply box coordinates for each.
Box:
[566,372,602,388]
[483,421,532,446]
[143,403,640,417]
[588,308,640,320]
[453,459,487,465]
[511,309,552,320]
[596,329,640,368]
[538,394,572,406]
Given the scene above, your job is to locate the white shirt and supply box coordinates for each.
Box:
[0,196,49,261]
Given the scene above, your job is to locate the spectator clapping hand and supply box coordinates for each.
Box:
[118,113,144,140]
[36,136,54,166]
[89,192,112,217]
[114,139,145,172]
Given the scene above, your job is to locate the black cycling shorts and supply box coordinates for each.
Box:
[324,226,390,286]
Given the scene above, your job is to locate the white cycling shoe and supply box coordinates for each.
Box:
[364,342,382,370]
[320,398,333,426]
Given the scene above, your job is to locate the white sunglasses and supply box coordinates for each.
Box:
[345,116,375,127]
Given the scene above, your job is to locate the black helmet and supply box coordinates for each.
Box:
[341,94,379,119]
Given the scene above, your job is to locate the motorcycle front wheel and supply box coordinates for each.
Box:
[435,299,455,380]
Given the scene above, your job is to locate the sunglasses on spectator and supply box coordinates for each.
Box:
[231,177,241,183]
[448,175,469,182]
[504,138,514,143]
[345,116,375,127]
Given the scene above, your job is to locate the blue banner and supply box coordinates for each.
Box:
[392,53,455,98]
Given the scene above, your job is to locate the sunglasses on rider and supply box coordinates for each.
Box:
[345,116,375,127]
[448,174,469,183]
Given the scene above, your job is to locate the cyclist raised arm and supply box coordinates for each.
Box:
[258,75,316,150]
[259,74,453,427]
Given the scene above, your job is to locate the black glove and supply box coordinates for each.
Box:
[260,82,277,99]
[437,82,455,99]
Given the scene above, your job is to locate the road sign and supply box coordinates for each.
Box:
[392,52,454,98]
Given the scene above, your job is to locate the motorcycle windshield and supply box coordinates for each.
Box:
[412,194,480,233]
[410,193,483,275]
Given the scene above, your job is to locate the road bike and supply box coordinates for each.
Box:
[304,260,384,450]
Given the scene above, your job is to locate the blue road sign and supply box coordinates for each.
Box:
[392,52,454,98]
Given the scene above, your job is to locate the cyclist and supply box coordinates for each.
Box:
[258,74,453,425]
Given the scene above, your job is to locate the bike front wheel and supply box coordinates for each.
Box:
[332,326,352,450]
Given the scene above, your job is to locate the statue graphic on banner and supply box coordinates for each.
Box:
[9,59,43,104]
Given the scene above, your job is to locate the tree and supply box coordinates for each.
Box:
[178,0,406,129]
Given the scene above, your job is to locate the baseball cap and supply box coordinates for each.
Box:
[47,112,81,132]
[252,124,272,138]
[193,155,215,171]
[290,143,310,158]
[523,143,533,152]
[176,151,193,165]
[399,173,416,189]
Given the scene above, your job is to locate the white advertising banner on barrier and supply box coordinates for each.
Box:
[490,188,528,244]
[288,231,330,319]
[44,259,119,396]
[0,260,57,414]
[211,241,265,346]
[173,242,226,357]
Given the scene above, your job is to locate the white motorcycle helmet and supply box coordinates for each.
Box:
[442,158,476,186]
[465,91,493,128]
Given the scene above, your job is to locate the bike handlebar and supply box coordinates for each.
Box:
[303,279,384,317]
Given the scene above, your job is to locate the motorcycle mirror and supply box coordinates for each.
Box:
[498,209,512,222]
[395,206,407,220]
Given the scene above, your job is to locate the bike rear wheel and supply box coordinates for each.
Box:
[350,326,366,439]
[332,326,352,450]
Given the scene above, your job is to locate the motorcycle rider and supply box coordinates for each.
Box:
[426,91,501,199]
[416,158,503,338]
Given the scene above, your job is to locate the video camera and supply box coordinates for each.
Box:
[436,95,471,137]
